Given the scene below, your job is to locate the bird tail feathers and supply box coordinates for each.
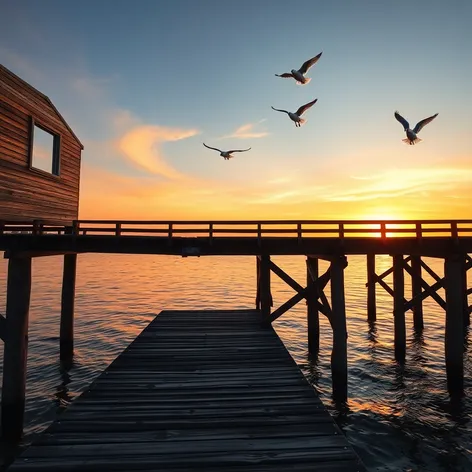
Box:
[296,77,311,85]
[402,138,422,145]
[299,118,306,125]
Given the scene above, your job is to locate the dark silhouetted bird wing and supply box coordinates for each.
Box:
[203,143,223,153]
[271,106,289,114]
[413,113,438,134]
[296,99,318,116]
[228,148,251,153]
[394,111,410,130]
[298,52,323,74]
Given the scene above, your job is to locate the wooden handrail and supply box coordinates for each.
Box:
[1,219,472,239]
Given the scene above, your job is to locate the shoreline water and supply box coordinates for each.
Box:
[0,254,470,471]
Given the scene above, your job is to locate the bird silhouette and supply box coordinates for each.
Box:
[203,143,251,160]
[271,99,318,127]
[275,52,323,85]
[394,111,438,145]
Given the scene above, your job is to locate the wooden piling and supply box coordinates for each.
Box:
[367,254,376,322]
[258,255,272,322]
[1,256,32,441]
[255,256,261,310]
[306,257,319,355]
[330,255,348,402]
[411,255,424,331]
[461,257,470,327]
[444,255,464,393]
[60,254,77,361]
[393,255,406,363]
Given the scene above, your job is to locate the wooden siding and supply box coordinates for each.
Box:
[0,65,82,224]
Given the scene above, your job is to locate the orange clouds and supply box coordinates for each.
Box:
[219,120,268,140]
[117,125,199,179]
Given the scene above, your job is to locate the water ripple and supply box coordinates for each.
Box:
[0,254,470,471]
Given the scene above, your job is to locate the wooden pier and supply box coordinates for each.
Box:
[6,309,365,472]
[1,218,471,447]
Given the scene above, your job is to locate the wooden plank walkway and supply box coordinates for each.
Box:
[8,310,365,471]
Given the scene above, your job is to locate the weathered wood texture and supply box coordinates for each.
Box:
[1,256,32,441]
[7,310,364,471]
[0,65,83,223]
[366,254,376,322]
[60,254,77,361]
[306,257,320,354]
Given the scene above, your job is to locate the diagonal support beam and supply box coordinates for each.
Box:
[402,260,446,310]
[374,276,408,305]
[404,277,445,311]
[268,269,331,323]
[269,261,304,293]
[420,259,442,283]
[365,256,411,287]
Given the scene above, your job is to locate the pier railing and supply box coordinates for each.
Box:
[1,219,472,239]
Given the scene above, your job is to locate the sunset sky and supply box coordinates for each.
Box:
[1,0,471,221]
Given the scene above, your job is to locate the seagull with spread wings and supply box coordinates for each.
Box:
[275,52,323,85]
[271,99,318,127]
[202,143,251,160]
[394,111,439,145]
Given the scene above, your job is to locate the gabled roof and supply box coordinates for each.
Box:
[0,64,84,150]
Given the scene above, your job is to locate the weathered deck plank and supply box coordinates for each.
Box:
[7,310,364,471]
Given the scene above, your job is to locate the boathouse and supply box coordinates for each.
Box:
[0,64,83,224]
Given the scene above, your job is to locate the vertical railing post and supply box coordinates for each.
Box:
[60,254,77,361]
[209,223,214,245]
[1,256,32,441]
[330,255,348,402]
[380,222,386,239]
[306,257,319,355]
[393,254,406,363]
[367,254,376,322]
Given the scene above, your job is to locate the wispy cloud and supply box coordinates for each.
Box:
[325,166,472,203]
[117,125,199,179]
[219,120,268,140]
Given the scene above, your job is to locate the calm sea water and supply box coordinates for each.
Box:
[0,253,470,471]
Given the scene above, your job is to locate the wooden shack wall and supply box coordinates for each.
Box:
[0,66,82,223]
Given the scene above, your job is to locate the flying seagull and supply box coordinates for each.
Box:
[394,111,439,145]
[271,99,318,127]
[275,52,323,85]
[202,143,251,160]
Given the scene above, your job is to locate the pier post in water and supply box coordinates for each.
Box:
[258,255,272,322]
[330,255,348,402]
[393,254,406,363]
[461,257,470,327]
[1,256,32,441]
[255,256,261,309]
[444,255,464,393]
[367,254,376,322]
[410,255,424,331]
[306,257,319,355]
[60,254,77,361]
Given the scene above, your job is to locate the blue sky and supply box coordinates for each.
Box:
[1,0,471,219]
